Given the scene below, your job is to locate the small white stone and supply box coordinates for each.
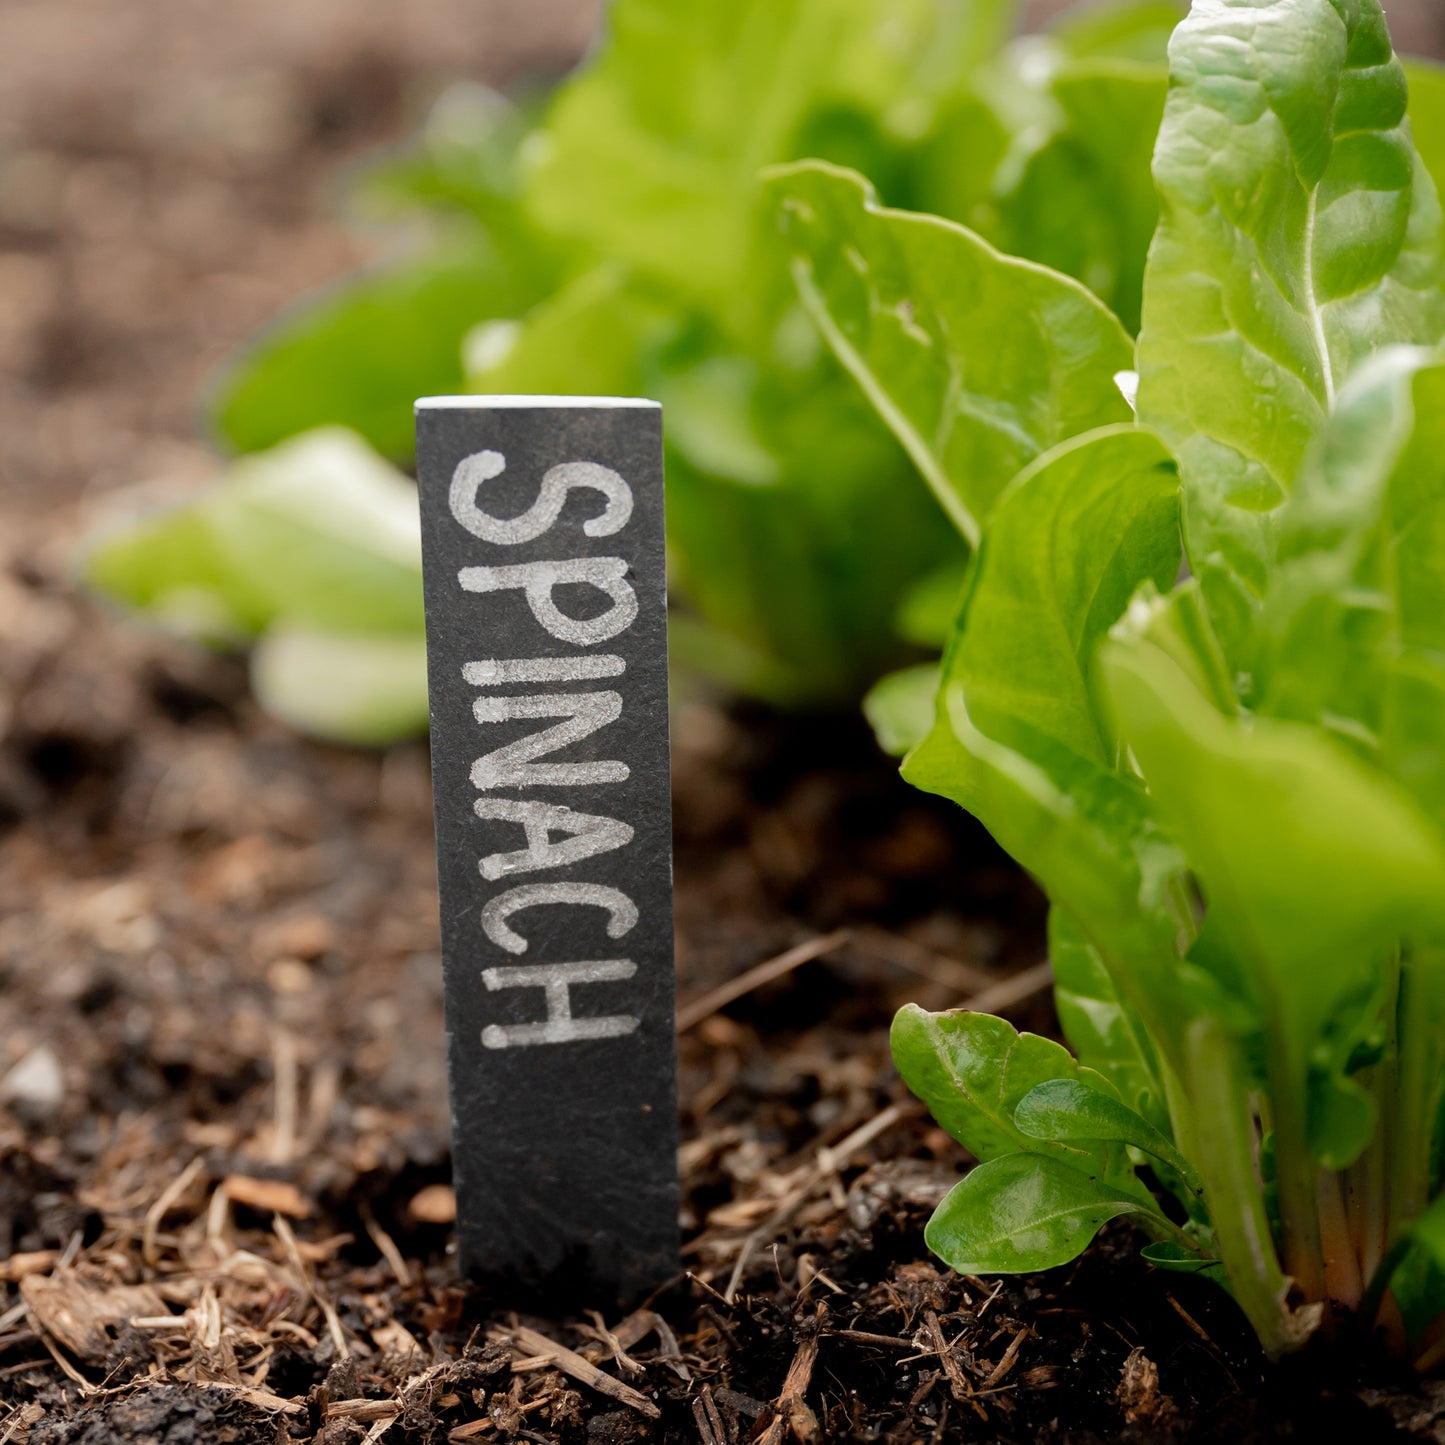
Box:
[2,1046,64,1118]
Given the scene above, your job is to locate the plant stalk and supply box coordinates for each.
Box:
[1180,1016,1296,1357]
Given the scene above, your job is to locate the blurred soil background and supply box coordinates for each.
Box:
[3,1,1445,1442]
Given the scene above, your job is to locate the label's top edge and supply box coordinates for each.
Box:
[415,395,661,410]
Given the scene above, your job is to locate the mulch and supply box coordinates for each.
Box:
[6,0,1445,1438]
[3,557,1444,1443]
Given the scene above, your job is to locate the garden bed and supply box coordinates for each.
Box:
[1,574,1444,1442]
[7,0,1445,1437]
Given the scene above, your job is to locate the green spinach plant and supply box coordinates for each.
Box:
[85,0,1188,737]
[771,0,1445,1359]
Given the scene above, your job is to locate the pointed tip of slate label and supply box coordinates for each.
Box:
[415,395,662,410]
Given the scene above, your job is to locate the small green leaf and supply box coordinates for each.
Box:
[925,1153,1164,1275]
[891,1005,1088,1165]
[1049,908,1165,1131]
[1015,1078,1200,1192]
[1140,1241,1228,1287]
[1368,1190,1445,1345]
[767,161,1134,546]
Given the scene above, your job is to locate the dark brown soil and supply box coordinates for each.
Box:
[6,1,1445,1441]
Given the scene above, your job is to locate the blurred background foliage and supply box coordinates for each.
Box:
[84,0,1445,743]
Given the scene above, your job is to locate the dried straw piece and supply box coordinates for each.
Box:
[506,1325,660,1419]
[676,931,849,1033]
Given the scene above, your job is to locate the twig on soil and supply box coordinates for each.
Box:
[271,1213,359,1361]
[580,1310,643,1376]
[35,1329,93,1393]
[849,926,1000,995]
[268,1027,299,1165]
[142,1156,205,1267]
[978,1327,1029,1389]
[923,1309,975,1410]
[0,1403,43,1444]
[328,1398,403,1423]
[833,1329,915,1350]
[691,1384,727,1445]
[361,1202,412,1288]
[504,1325,661,1419]
[676,931,850,1033]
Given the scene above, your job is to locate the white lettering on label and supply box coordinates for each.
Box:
[463,655,625,686]
[473,798,633,881]
[454,446,651,1049]
[470,692,627,791]
[458,558,637,646]
[480,881,638,955]
[450,451,633,545]
[480,960,639,1048]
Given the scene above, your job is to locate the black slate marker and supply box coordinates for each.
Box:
[415,396,677,1304]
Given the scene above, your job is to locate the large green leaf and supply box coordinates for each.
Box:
[659,332,963,706]
[1263,348,1445,821]
[1138,0,1445,678]
[767,162,1135,545]
[1407,61,1445,196]
[1047,0,1185,61]
[902,425,1190,1063]
[526,0,1014,312]
[1103,613,1445,1166]
[87,428,424,643]
[465,264,676,398]
[993,59,1168,334]
[212,241,548,461]
[929,426,1180,778]
[925,1152,1168,1275]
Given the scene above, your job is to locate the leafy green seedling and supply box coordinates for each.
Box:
[86,428,429,746]
[776,0,1445,1361]
[92,0,1192,720]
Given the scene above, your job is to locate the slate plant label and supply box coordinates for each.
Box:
[415,396,677,1302]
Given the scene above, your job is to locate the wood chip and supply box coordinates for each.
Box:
[756,1333,820,1445]
[20,1271,168,1360]
[448,1421,494,1441]
[142,1155,206,1267]
[407,1184,457,1224]
[0,1251,58,1283]
[979,1327,1029,1390]
[923,1310,973,1409]
[223,1174,312,1218]
[327,1398,402,1423]
[507,1325,660,1419]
